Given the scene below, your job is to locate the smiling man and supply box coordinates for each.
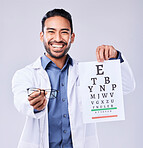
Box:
[40,15,75,69]
[12,9,135,148]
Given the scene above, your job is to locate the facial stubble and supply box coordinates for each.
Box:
[43,40,71,59]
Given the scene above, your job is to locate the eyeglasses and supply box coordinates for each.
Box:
[27,88,59,99]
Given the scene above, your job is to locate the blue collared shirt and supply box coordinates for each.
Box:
[41,54,73,148]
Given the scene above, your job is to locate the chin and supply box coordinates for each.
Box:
[49,52,65,59]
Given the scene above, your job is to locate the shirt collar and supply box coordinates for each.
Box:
[41,53,73,70]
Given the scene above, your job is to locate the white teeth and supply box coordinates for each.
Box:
[52,44,63,48]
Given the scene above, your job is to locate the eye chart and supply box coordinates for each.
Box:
[79,60,125,123]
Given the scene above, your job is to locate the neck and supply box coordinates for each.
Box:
[45,53,67,69]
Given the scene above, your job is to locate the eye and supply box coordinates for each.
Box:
[61,31,69,34]
[48,30,55,34]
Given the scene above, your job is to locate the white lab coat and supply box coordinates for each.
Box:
[12,56,135,148]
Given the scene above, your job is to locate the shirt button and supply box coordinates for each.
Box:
[62,99,65,102]
[63,114,67,118]
[61,83,64,86]
[63,130,67,133]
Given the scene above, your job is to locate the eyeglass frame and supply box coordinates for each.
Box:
[27,88,59,99]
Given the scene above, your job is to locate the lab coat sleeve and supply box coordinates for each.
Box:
[121,55,136,95]
[12,67,46,119]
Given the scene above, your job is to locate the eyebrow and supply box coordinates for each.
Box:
[46,28,70,31]
[61,28,70,31]
[46,28,56,30]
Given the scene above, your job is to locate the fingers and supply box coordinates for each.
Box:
[99,48,104,62]
[109,46,117,59]
[96,45,117,62]
[96,45,106,62]
[28,89,41,101]
[28,90,47,111]
[105,46,109,60]
[33,98,47,111]
[96,47,100,62]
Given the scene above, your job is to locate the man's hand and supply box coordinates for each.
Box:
[28,90,47,111]
[96,45,118,62]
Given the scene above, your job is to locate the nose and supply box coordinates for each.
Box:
[54,32,62,42]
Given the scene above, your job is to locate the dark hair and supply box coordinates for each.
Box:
[41,8,73,34]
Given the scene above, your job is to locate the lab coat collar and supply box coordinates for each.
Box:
[31,56,79,91]
[32,55,73,70]
[32,57,43,69]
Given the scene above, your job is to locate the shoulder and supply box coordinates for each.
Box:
[12,57,42,81]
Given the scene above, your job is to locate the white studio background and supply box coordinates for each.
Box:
[0,0,142,148]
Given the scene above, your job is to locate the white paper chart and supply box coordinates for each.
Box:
[78,60,125,123]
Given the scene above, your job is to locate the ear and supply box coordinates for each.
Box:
[40,32,44,42]
[71,33,75,43]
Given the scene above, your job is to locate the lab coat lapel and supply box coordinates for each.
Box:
[32,57,51,89]
[68,61,79,95]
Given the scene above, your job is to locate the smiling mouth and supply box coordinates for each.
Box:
[51,44,64,48]
[48,41,67,49]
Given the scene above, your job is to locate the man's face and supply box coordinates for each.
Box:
[40,16,75,59]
